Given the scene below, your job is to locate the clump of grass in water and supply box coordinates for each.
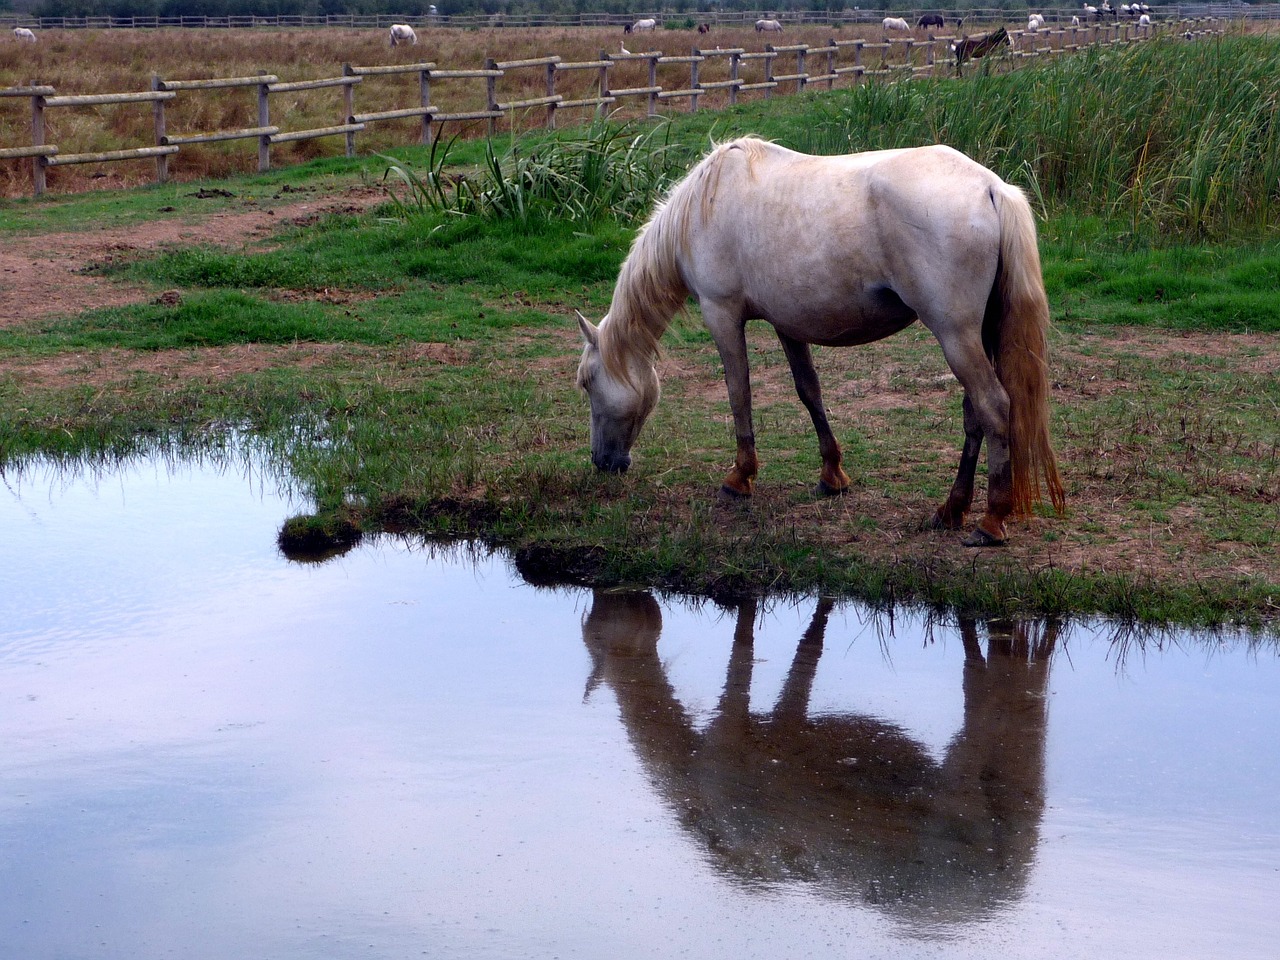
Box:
[379,120,682,227]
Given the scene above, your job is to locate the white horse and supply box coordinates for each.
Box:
[388,23,417,46]
[882,17,910,32]
[575,137,1064,547]
[1027,13,1045,31]
[12,26,37,43]
[755,19,784,33]
[629,18,657,33]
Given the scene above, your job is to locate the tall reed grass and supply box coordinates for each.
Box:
[798,35,1280,239]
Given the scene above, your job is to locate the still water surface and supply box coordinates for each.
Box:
[2,458,1278,959]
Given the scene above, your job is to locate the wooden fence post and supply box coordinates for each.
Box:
[420,66,431,145]
[647,54,658,117]
[826,40,837,91]
[257,73,271,172]
[729,50,740,107]
[151,73,168,183]
[764,45,775,100]
[597,50,610,120]
[853,40,864,85]
[545,60,557,129]
[485,58,499,136]
[342,64,356,157]
[689,48,700,113]
[32,90,47,196]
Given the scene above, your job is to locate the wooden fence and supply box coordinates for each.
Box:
[1,17,1224,197]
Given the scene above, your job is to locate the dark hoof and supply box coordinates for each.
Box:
[718,484,752,500]
[925,510,963,532]
[815,480,850,497]
[962,526,1007,548]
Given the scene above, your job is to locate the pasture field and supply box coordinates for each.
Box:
[1,21,915,196]
[2,35,1279,629]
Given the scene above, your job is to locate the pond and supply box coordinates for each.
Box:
[2,455,1278,959]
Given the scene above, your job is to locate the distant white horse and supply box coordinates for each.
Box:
[882,17,910,32]
[628,18,657,33]
[1027,13,1045,31]
[12,26,37,43]
[575,137,1064,547]
[388,23,417,46]
[755,19,784,32]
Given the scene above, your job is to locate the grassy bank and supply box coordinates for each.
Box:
[2,37,1279,629]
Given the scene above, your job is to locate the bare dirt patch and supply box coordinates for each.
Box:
[0,183,385,329]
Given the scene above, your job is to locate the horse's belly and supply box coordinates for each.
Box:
[751,285,918,346]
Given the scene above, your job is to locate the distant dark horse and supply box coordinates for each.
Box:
[918,13,945,29]
[951,26,1010,77]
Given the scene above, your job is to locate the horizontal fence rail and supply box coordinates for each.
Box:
[2,16,1227,197]
[1,6,1275,31]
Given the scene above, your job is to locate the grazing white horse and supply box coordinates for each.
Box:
[629,18,657,33]
[1027,13,1045,31]
[12,26,37,43]
[755,19,784,33]
[575,137,1064,547]
[882,17,910,32]
[388,23,417,46]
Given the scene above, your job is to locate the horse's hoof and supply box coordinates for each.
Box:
[926,510,964,531]
[962,526,1007,548]
[718,484,751,500]
[815,480,849,497]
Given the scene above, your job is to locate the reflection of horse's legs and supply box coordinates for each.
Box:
[705,304,759,497]
[777,333,851,495]
[773,597,834,726]
[933,395,984,529]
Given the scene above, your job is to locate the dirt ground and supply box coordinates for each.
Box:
[2,184,1278,612]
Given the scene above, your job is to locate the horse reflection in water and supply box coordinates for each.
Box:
[582,592,1056,925]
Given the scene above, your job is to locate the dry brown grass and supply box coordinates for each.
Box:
[0,23,938,196]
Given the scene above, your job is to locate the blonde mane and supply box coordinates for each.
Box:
[598,138,769,383]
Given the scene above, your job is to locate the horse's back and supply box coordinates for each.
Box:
[677,139,1007,336]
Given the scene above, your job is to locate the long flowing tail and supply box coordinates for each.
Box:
[993,184,1066,518]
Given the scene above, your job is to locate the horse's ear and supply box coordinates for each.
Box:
[575,310,599,348]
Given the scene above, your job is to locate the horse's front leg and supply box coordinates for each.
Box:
[707,314,759,497]
[777,333,850,496]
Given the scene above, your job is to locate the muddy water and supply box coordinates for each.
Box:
[2,459,1278,960]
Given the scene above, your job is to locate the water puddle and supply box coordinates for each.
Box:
[2,457,1278,959]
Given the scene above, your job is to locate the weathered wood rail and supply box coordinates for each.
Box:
[0,17,1224,197]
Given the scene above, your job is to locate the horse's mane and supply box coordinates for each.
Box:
[599,137,772,383]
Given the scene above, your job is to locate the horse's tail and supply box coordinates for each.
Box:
[991,183,1066,518]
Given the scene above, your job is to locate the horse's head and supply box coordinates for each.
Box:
[575,311,660,474]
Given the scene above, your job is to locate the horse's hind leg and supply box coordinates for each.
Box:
[931,394,983,529]
[777,332,850,495]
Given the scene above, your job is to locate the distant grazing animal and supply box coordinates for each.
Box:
[697,22,711,34]
[1027,13,1045,31]
[388,23,417,46]
[882,17,910,32]
[755,19,784,33]
[918,14,945,29]
[951,26,1011,76]
[12,26,36,43]
[1138,12,1151,26]
[629,18,657,33]
[574,136,1064,547]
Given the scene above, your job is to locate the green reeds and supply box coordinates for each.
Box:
[380,120,683,227]
[801,36,1280,240]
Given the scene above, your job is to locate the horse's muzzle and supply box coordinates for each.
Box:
[593,452,631,474]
